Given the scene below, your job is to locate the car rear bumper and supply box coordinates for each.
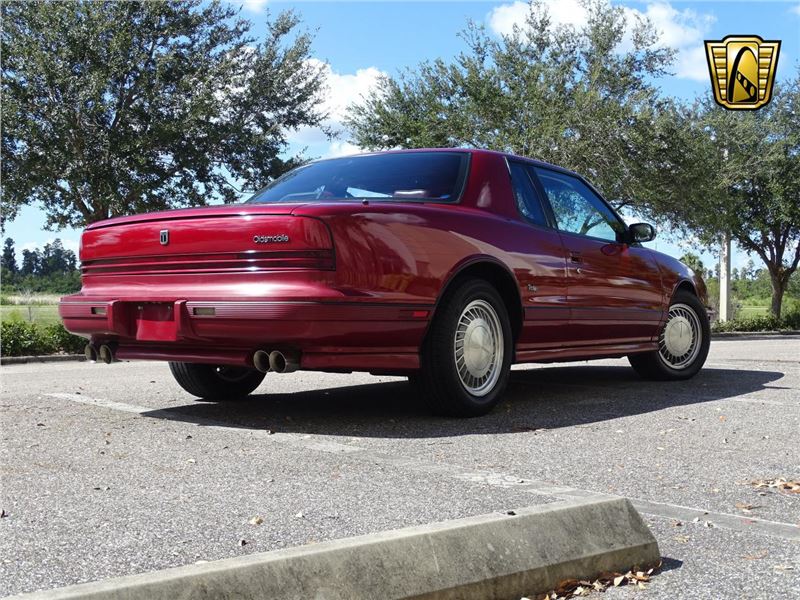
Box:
[59,296,431,372]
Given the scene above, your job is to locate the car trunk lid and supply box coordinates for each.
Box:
[80,203,334,275]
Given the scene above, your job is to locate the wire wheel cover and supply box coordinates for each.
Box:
[659,303,702,369]
[454,299,504,396]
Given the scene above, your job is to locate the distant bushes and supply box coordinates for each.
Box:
[1,271,81,295]
[712,309,800,333]
[1,319,85,356]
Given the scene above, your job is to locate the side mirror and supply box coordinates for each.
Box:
[627,223,656,244]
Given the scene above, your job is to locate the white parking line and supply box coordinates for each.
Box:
[45,392,800,542]
[46,392,152,414]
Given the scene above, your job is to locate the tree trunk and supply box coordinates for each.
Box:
[769,273,785,319]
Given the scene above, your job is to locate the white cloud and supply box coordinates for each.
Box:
[325,141,363,159]
[791,3,800,16]
[241,0,268,13]
[287,60,385,158]
[643,3,712,50]
[675,45,711,83]
[487,1,715,81]
[308,59,385,123]
[488,0,588,34]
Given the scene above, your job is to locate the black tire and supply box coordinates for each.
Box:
[419,278,513,417]
[168,362,266,401]
[628,290,710,380]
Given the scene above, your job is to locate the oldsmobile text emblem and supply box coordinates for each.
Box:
[705,35,780,110]
[253,234,290,244]
[160,229,169,245]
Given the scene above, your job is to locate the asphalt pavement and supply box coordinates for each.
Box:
[1,337,798,599]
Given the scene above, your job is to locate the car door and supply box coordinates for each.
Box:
[531,166,664,345]
[504,160,570,350]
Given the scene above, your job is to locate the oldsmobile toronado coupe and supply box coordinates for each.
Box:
[60,149,710,417]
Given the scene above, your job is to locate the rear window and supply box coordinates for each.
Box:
[246,152,469,204]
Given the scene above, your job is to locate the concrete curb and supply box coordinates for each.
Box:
[0,354,85,365]
[711,330,800,339]
[7,496,659,600]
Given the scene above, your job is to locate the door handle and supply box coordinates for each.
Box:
[569,252,583,263]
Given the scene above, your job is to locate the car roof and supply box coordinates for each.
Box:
[314,147,582,178]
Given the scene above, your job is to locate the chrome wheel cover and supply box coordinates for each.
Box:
[658,303,702,370]
[454,299,503,396]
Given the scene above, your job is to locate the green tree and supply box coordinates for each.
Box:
[345,0,682,211]
[2,0,327,229]
[742,259,755,280]
[1,238,17,274]
[20,249,40,276]
[653,74,800,318]
[679,253,705,279]
[40,239,76,275]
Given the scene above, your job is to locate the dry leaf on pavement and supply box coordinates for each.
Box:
[749,478,800,493]
[533,564,659,599]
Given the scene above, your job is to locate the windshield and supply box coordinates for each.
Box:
[246,152,469,204]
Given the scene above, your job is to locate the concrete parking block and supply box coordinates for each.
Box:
[7,497,658,600]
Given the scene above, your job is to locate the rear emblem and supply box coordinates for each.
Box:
[253,234,290,244]
[160,230,169,245]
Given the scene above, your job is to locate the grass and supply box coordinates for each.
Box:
[0,292,61,325]
[1,304,61,325]
[737,305,769,318]
[1,293,62,305]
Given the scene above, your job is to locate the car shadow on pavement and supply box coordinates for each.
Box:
[141,365,786,439]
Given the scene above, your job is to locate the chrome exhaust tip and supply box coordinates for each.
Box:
[98,344,115,365]
[253,350,271,373]
[268,350,299,374]
[84,344,98,363]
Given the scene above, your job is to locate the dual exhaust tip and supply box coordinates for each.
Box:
[85,343,115,364]
[85,344,297,373]
[253,350,299,374]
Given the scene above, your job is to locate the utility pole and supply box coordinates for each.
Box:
[719,233,732,322]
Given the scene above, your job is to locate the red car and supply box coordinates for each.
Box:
[60,149,710,416]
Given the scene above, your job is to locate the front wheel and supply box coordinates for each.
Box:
[419,278,512,417]
[628,290,710,380]
[168,362,266,401]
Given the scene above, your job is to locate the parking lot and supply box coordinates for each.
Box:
[1,336,798,599]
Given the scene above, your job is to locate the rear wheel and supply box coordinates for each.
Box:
[168,362,266,401]
[419,278,512,417]
[628,290,710,380]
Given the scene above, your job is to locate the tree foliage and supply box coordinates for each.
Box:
[679,253,706,279]
[654,73,800,317]
[1,238,80,293]
[1,238,17,274]
[345,0,682,211]
[1,0,327,229]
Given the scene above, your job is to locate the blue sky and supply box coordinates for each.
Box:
[5,0,800,274]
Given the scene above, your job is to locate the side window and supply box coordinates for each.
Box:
[508,162,546,226]
[533,168,624,242]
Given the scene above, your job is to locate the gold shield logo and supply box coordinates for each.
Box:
[705,35,780,110]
